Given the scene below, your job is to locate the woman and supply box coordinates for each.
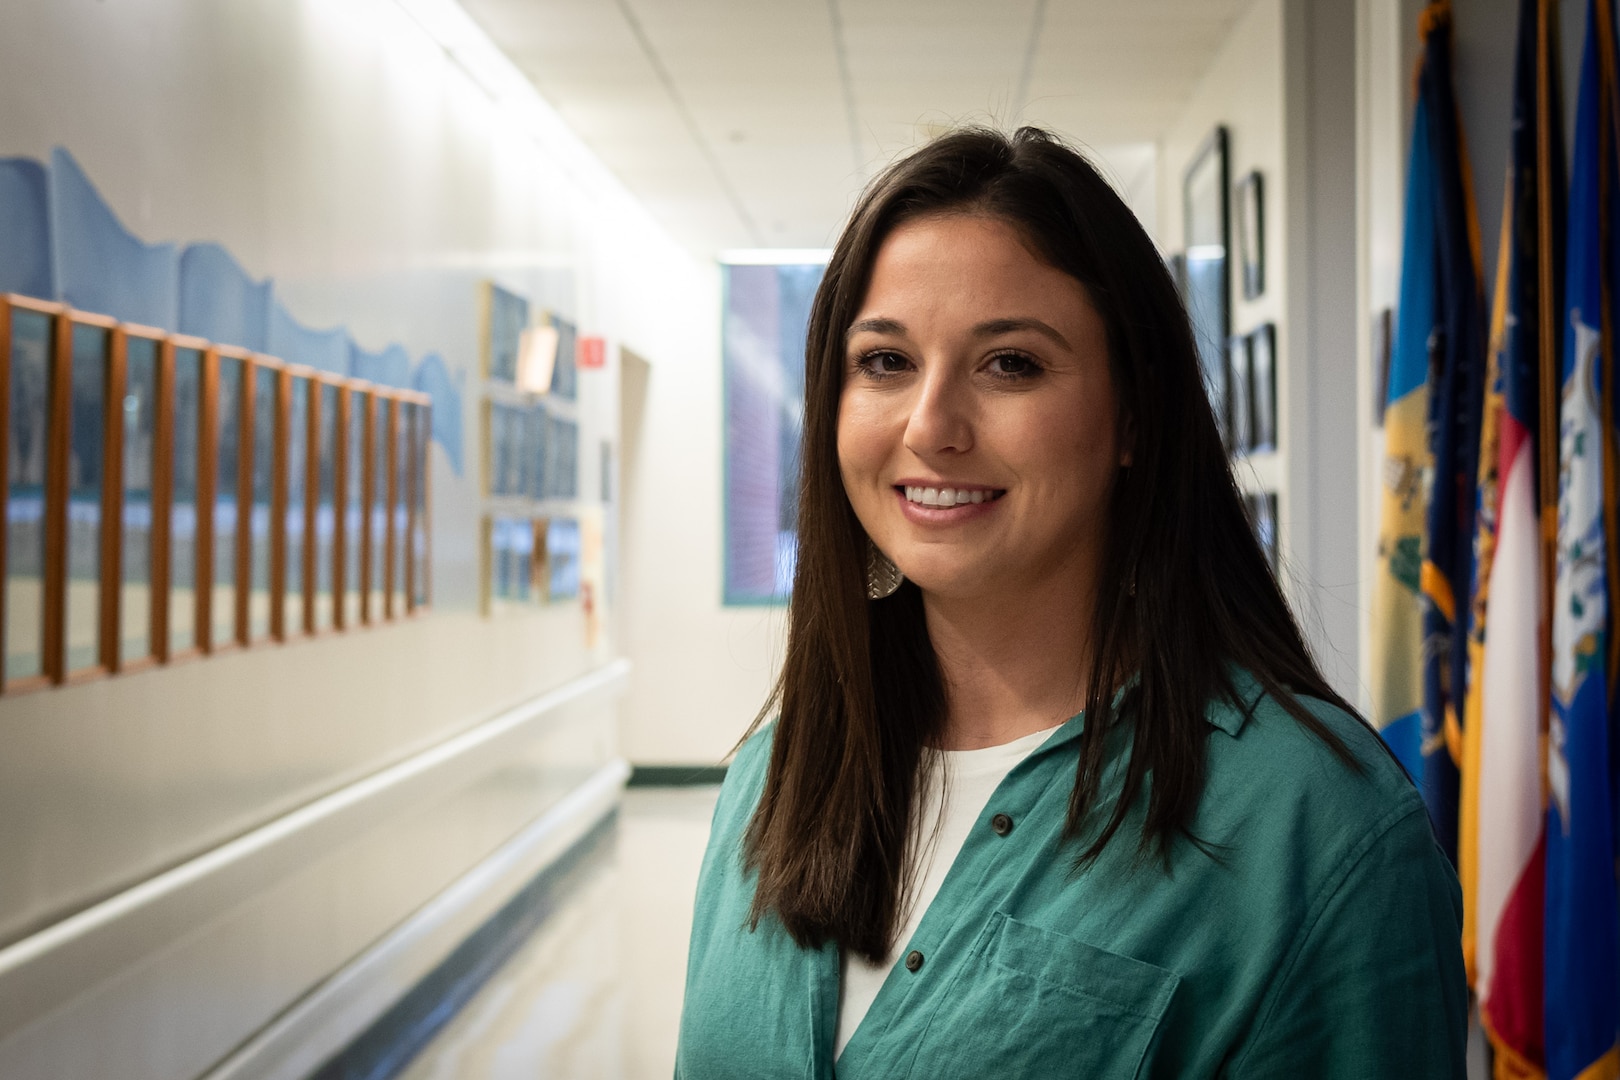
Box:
[677,127,1465,1078]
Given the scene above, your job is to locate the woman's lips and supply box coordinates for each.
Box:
[893,484,1006,523]
[900,484,1005,508]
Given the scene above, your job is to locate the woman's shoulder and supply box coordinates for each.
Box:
[706,723,776,839]
[1190,673,1458,983]
[1210,668,1416,783]
[723,723,775,797]
[1200,670,1431,854]
[729,722,776,777]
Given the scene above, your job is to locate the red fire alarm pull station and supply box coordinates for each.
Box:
[579,336,607,369]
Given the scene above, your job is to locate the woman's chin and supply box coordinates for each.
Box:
[893,563,1004,603]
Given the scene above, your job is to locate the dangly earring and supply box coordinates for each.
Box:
[865,539,903,599]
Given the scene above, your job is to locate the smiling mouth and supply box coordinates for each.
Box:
[898,485,1007,508]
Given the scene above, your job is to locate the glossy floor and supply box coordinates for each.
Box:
[396,785,720,1080]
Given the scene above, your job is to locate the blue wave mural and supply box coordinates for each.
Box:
[0,148,464,475]
[0,158,51,299]
[268,301,348,376]
[349,341,412,388]
[178,243,271,352]
[51,148,179,329]
[412,352,464,476]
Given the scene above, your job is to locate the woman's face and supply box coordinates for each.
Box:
[837,213,1126,604]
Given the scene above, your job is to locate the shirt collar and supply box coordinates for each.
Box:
[1207,665,1264,737]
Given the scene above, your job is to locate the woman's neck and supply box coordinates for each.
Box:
[923,580,1096,751]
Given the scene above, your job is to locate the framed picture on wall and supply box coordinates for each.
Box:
[545,312,578,401]
[1249,322,1277,452]
[721,260,823,605]
[1234,170,1265,300]
[1183,126,1230,430]
[480,282,530,383]
[546,517,581,600]
[1226,332,1252,453]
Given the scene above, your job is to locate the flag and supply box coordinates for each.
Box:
[1467,1,1565,1075]
[1547,2,1620,1077]
[1373,1,1488,863]
[1421,0,1490,867]
[1371,15,1442,788]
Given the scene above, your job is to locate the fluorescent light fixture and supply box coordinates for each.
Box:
[392,0,484,52]
[718,249,834,266]
[395,0,573,143]
[390,0,651,229]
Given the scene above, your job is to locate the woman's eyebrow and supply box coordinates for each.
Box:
[844,316,1071,349]
[845,317,906,339]
[972,317,1070,349]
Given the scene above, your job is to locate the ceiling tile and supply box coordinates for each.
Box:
[464,0,1250,257]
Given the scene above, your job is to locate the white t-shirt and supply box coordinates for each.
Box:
[834,724,1062,1058]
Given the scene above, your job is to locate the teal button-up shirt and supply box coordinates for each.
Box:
[676,675,1467,1078]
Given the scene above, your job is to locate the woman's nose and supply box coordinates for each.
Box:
[903,368,974,457]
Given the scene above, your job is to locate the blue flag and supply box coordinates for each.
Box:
[1371,81,1439,787]
[1546,3,1620,1076]
[1412,4,1489,864]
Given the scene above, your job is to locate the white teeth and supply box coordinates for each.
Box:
[904,486,996,508]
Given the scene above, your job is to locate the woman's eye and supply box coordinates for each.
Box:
[855,350,909,376]
[987,352,1041,378]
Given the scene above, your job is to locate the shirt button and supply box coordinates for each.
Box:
[904,950,924,972]
[991,812,1014,836]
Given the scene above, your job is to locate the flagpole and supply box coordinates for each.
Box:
[1538,0,1565,722]
[1595,0,1620,706]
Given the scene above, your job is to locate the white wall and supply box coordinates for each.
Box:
[0,0,715,1073]
[0,0,716,936]
[1156,0,1286,331]
[1154,0,1300,626]
[1155,0,1365,702]
[618,267,787,765]
[1156,0,1287,511]
[1154,0,1290,599]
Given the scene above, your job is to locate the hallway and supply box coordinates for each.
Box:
[0,0,1578,1077]
[395,786,719,1080]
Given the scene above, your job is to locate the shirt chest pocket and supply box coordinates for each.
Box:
[907,912,1180,1080]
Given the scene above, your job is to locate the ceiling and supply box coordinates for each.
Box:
[462,0,1252,256]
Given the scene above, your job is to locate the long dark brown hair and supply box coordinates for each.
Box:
[742,126,1359,963]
